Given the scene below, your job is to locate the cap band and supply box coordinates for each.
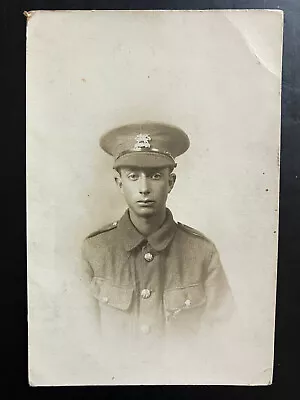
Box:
[113,150,177,169]
[115,147,176,164]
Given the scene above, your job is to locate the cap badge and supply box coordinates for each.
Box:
[134,133,152,150]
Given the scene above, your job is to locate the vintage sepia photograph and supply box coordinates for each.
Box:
[26,9,283,385]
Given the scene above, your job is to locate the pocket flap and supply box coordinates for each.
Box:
[164,284,206,312]
[91,277,134,311]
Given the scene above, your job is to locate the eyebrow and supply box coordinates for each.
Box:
[125,169,164,174]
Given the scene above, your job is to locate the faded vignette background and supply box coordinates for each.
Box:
[26,10,283,385]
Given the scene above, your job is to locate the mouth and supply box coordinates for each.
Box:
[137,200,155,206]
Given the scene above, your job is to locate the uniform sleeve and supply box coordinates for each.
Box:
[202,243,235,326]
[78,239,102,329]
[193,244,240,358]
[81,239,95,286]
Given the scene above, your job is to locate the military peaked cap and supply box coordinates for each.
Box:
[100,122,190,169]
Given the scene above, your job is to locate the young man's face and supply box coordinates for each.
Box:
[115,167,176,219]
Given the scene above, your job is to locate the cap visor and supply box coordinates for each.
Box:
[113,152,176,169]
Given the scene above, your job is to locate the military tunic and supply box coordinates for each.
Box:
[81,208,233,356]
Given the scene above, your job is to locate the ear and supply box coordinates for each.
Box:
[114,174,124,193]
[168,172,176,193]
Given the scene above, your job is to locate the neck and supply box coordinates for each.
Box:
[129,208,167,237]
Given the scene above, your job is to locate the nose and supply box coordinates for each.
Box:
[139,175,150,195]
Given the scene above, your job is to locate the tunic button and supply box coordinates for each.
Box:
[102,296,109,304]
[141,288,151,299]
[184,299,191,307]
[144,252,153,262]
[140,324,151,334]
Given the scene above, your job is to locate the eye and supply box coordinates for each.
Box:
[151,173,162,180]
[127,172,138,181]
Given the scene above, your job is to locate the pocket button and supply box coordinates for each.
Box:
[184,299,192,307]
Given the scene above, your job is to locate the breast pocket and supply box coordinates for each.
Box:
[91,277,134,312]
[163,284,207,334]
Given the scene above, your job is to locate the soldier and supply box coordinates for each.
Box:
[81,122,234,370]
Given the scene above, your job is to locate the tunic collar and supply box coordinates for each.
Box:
[117,208,177,252]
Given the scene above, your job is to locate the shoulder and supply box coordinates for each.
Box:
[177,222,210,241]
[82,221,119,262]
[85,221,118,240]
[84,221,118,243]
[176,221,217,250]
[175,222,219,262]
[82,220,119,255]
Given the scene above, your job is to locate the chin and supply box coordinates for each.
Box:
[132,206,157,219]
